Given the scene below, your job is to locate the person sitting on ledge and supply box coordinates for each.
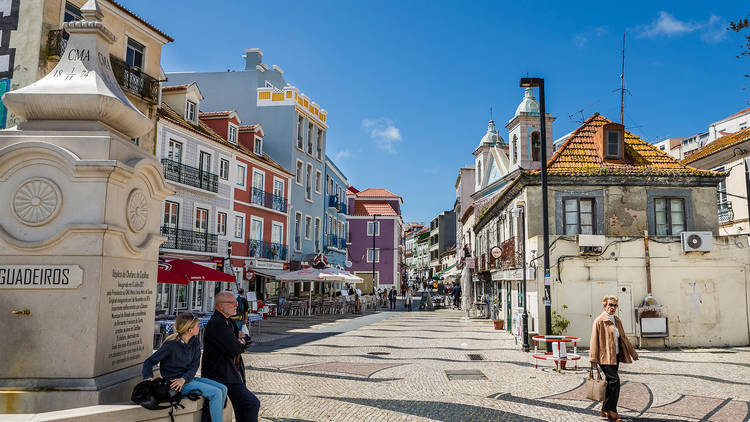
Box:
[142,312,228,422]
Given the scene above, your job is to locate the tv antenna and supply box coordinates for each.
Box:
[490,106,493,121]
[613,33,631,125]
[568,100,600,123]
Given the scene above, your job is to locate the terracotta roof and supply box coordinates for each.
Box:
[107,0,173,42]
[239,125,259,131]
[352,201,398,216]
[347,186,360,195]
[682,127,750,164]
[162,84,190,92]
[199,110,235,119]
[534,113,720,177]
[356,188,401,198]
[726,106,750,119]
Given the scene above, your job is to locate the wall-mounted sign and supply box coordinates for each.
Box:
[245,258,284,270]
[0,265,83,288]
[465,258,475,269]
[246,270,254,281]
[490,246,502,259]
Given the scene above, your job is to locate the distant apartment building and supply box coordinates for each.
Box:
[429,211,456,276]
[346,187,404,291]
[403,223,425,280]
[167,48,328,266]
[709,107,750,142]
[6,0,173,154]
[655,132,710,160]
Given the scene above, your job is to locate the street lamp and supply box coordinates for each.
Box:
[372,214,381,291]
[520,77,552,352]
[511,205,530,352]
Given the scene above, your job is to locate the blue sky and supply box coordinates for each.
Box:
[127,0,748,224]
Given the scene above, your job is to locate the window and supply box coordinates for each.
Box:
[368,221,380,236]
[125,38,144,71]
[305,164,312,200]
[186,100,196,122]
[254,137,262,155]
[199,151,211,173]
[659,145,665,151]
[654,198,685,235]
[297,116,304,149]
[307,123,313,154]
[314,218,320,253]
[251,170,264,205]
[236,164,246,187]
[64,2,82,22]
[511,135,518,164]
[219,158,229,180]
[273,179,284,198]
[164,201,179,228]
[217,212,227,236]
[228,123,238,145]
[294,213,302,251]
[329,178,334,196]
[714,166,728,206]
[131,137,139,146]
[531,131,541,161]
[316,129,322,160]
[194,208,208,233]
[234,215,244,238]
[563,198,594,235]
[367,248,380,262]
[305,216,312,239]
[250,218,263,241]
[295,160,303,185]
[167,140,182,163]
[605,130,622,159]
[315,170,322,194]
[271,223,283,245]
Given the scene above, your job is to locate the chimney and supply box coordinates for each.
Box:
[244,48,263,70]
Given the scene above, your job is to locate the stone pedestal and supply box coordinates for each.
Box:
[0,122,171,413]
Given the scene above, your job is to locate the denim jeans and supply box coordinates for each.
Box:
[226,382,260,422]
[182,377,227,422]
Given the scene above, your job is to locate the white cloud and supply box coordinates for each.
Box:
[362,118,402,153]
[638,11,726,43]
[573,26,609,48]
[333,149,352,161]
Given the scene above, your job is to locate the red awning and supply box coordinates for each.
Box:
[158,259,236,285]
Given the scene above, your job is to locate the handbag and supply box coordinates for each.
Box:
[585,366,607,401]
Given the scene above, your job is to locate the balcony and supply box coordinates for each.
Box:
[161,159,219,193]
[47,29,160,104]
[251,187,288,213]
[160,226,217,253]
[500,236,523,270]
[248,239,288,261]
[718,202,733,224]
[326,234,346,250]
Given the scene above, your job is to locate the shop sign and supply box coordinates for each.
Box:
[245,258,284,270]
[246,270,254,281]
[465,258,475,269]
[490,246,502,259]
[0,264,83,289]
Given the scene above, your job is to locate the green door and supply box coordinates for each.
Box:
[506,281,512,332]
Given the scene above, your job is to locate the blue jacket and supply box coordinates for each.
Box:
[141,336,201,382]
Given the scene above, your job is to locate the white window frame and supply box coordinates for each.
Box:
[294,212,303,252]
[305,215,312,240]
[315,170,322,194]
[271,221,284,245]
[254,136,263,155]
[219,158,230,181]
[305,163,313,201]
[249,216,264,241]
[193,204,210,233]
[236,163,247,187]
[217,211,227,236]
[228,123,239,145]
[186,100,196,123]
[167,139,183,163]
[273,177,285,198]
[163,199,181,228]
[367,221,380,236]
[605,130,622,159]
[314,217,321,252]
[366,248,380,263]
[295,159,304,186]
[234,215,244,239]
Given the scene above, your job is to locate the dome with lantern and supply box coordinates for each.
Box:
[514,87,540,116]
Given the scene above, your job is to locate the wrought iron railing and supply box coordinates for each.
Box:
[328,195,338,209]
[326,234,346,250]
[160,226,217,253]
[251,188,287,212]
[500,236,523,269]
[247,239,288,261]
[161,159,219,193]
[718,202,734,224]
[47,30,159,104]
[338,202,347,214]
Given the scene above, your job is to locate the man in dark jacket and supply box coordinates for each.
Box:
[388,286,397,310]
[202,291,260,422]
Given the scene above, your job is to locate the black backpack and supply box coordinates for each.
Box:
[131,378,202,421]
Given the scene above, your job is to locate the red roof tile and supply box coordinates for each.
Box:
[682,127,750,164]
[199,110,235,118]
[347,186,360,195]
[356,188,401,198]
[352,201,398,216]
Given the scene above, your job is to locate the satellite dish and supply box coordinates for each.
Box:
[345,260,352,268]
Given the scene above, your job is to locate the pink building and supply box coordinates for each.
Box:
[346,187,404,292]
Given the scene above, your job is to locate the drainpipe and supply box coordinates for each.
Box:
[643,230,652,294]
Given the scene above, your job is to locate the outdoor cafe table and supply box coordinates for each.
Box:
[531,335,582,373]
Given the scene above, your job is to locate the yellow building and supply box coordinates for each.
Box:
[5,0,172,154]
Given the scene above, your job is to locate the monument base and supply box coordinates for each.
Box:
[0,365,142,414]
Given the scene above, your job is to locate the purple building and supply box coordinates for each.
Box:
[346,187,403,292]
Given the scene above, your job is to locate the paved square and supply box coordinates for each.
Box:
[244,308,750,421]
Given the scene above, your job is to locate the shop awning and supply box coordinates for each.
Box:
[158,259,236,285]
[436,263,457,277]
[252,268,289,279]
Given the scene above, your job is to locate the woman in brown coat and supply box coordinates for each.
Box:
[590,295,639,421]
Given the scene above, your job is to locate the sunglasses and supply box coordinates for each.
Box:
[606,303,618,308]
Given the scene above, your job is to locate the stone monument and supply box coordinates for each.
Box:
[0,0,171,413]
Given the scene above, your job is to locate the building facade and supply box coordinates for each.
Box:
[428,211,456,276]
[167,48,328,266]
[6,0,172,154]
[323,156,348,271]
[346,188,404,291]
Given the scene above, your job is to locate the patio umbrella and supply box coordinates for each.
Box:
[319,267,364,283]
[276,267,328,313]
[158,259,236,285]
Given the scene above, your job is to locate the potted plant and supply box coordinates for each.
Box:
[551,304,571,368]
[491,297,504,330]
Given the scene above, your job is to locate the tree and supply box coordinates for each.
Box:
[730,14,750,78]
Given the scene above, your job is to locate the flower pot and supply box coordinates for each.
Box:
[493,320,504,330]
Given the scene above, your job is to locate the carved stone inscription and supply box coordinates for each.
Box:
[106,269,152,366]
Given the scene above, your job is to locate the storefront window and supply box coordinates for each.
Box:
[190,281,203,310]
[176,285,187,310]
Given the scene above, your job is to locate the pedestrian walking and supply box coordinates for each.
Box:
[203,291,261,422]
[405,288,412,311]
[141,312,228,422]
[388,286,397,310]
[452,283,461,309]
[590,295,639,422]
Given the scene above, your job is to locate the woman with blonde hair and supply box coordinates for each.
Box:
[142,312,228,421]
[590,295,639,422]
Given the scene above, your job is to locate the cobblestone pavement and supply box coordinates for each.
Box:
[243,307,750,421]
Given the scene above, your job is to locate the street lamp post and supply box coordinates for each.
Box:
[520,77,552,352]
[372,214,381,290]
[511,206,530,352]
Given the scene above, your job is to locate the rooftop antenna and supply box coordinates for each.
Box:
[490,106,493,121]
[568,100,600,123]
[614,33,631,125]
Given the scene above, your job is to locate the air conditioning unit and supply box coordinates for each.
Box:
[681,231,713,252]
[578,234,605,255]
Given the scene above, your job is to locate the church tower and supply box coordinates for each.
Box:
[472,120,504,192]
[505,88,555,171]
